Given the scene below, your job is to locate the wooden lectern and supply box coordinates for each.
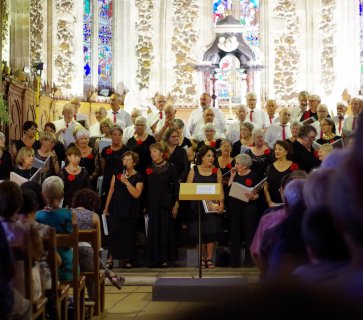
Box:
[179,183,221,278]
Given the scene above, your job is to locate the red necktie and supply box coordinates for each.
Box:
[320,129,323,138]
[281,125,286,140]
[74,115,76,120]
[338,118,342,134]
[269,116,273,124]
[352,117,356,130]
[250,110,253,122]
[66,123,69,128]
[113,112,117,123]
[159,111,163,120]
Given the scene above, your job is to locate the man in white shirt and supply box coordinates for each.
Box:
[333,101,348,136]
[89,106,107,137]
[265,107,292,148]
[147,94,167,133]
[291,91,309,122]
[245,92,269,129]
[344,97,362,132]
[312,104,329,139]
[70,97,89,128]
[226,104,255,143]
[192,107,225,142]
[53,103,81,148]
[265,99,279,125]
[107,93,132,129]
[188,93,226,136]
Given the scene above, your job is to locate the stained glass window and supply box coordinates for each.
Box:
[240,0,260,48]
[98,0,113,90]
[213,0,232,24]
[83,0,92,90]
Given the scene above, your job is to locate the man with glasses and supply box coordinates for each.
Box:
[107,93,132,129]
[312,104,329,139]
[291,91,309,122]
[147,94,168,133]
[89,106,107,137]
[300,94,321,121]
[344,97,362,132]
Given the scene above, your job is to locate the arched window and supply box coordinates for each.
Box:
[83,0,113,94]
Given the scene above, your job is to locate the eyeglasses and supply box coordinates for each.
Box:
[170,136,179,138]
[305,135,316,141]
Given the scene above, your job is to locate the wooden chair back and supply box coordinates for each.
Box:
[79,229,106,318]
[56,224,86,320]
[43,227,70,320]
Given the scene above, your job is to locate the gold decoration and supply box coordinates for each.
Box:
[171,0,199,104]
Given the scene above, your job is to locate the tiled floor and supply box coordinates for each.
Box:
[103,267,259,319]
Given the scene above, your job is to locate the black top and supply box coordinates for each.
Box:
[231,140,252,158]
[195,139,222,154]
[34,150,58,178]
[61,167,91,208]
[292,140,321,173]
[265,163,296,203]
[109,171,144,219]
[53,141,66,164]
[100,145,130,197]
[127,135,156,176]
[13,166,38,179]
[146,162,179,210]
[14,139,41,152]
[229,170,259,208]
[0,151,13,180]
[79,148,98,181]
[245,148,274,180]
[168,146,189,182]
[180,137,192,149]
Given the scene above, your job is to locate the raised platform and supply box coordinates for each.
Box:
[152,277,248,301]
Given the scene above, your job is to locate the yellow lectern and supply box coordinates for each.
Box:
[179,183,221,278]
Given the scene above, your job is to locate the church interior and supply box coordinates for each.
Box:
[1,0,363,319]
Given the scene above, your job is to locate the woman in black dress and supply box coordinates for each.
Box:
[164,127,190,232]
[44,122,66,164]
[60,146,91,207]
[144,142,179,267]
[126,116,156,176]
[0,132,13,180]
[264,140,299,207]
[73,126,99,190]
[12,146,38,179]
[228,154,259,267]
[11,120,41,161]
[186,145,224,268]
[246,129,274,216]
[100,125,130,205]
[104,151,144,268]
[195,123,222,155]
[35,131,60,178]
[231,122,254,158]
[316,118,342,145]
[292,125,321,172]
[171,118,194,162]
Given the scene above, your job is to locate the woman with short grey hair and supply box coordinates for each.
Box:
[227,153,259,267]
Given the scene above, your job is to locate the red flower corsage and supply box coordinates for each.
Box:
[146,168,153,175]
[245,179,253,187]
[313,151,319,159]
[87,153,94,159]
[137,139,143,145]
[211,167,218,174]
[330,139,335,144]
[264,149,271,155]
[225,163,232,169]
[210,140,216,148]
[106,148,112,155]
[290,163,299,171]
[116,173,122,180]
[68,174,75,181]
